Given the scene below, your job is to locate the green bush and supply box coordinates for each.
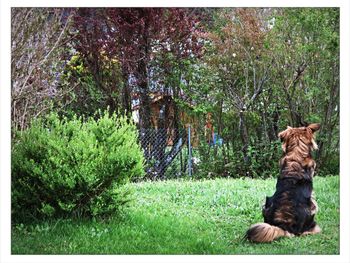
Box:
[191,139,281,179]
[12,111,144,222]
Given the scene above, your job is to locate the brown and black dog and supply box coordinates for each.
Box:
[245,123,321,242]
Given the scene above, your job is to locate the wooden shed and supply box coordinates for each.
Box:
[131,92,201,147]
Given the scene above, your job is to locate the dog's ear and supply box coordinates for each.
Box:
[278,127,291,153]
[308,123,321,133]
[278,126,292,141]
[278,130,287,141]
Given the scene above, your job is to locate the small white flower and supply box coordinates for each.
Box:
[232,53,236,57]
[192,157,201,165]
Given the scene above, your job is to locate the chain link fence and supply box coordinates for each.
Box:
[138,128,192,179]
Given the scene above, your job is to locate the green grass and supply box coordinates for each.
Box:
[11,175,340,254]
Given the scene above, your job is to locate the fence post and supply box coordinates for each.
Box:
[188,125,192,177]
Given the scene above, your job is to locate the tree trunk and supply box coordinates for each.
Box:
[154,100,168,179]
[138,59,151,129]
[239,110,250,176]
[137,15,151,130]
[121,67,131,116]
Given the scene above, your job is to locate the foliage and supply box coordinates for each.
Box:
[12,111,144,222]
[58,53,116,117]
[12,176,339,254]
[192,139,281,179]
[11,8,74,131]
[11,7,339,179]
[185,8,339,176]
[72,8,205,124]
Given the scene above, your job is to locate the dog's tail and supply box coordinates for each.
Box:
[245,223,293,243]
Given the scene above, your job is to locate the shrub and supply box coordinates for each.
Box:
[192,139,281,179]
[12,111,144,222]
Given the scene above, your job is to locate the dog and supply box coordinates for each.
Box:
[245,123,321,242]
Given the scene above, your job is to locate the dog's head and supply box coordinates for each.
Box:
[278,123,320,154]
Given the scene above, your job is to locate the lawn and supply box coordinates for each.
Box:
[11,175,340,254]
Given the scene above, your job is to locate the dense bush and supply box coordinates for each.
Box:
[192,139,282,179]
[12,111,144,222]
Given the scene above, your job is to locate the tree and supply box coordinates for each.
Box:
[11,8,74,132]
[11,7,339,179]
[268,8,339,171]
[72,8,205,178]
[179,7,339,177]
[203,8,274,174]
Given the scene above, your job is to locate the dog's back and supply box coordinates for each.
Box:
[263,176,316,235]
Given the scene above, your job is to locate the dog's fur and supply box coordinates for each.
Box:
[245,123,321,242]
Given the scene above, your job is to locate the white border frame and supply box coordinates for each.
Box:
[1,1,349,263]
